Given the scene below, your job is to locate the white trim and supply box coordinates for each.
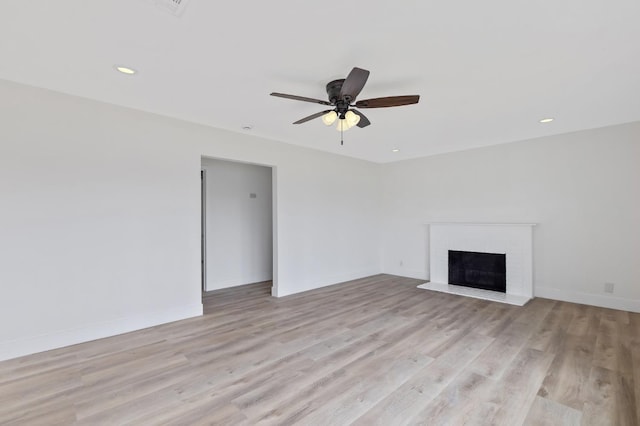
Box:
[201,168,207,295]
[425,222,537,227]
[382,267,427,281]
[276,268,382,297]
[535,286,640,313]
[207,276,273,291]
[0,303,203,362]
[271,166,279,297]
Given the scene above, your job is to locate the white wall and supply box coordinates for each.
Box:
[201,158,273,290]
[0,79,382,361]
[381,122,640,312]
[3,75,637,362]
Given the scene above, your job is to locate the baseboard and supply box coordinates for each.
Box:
[276,267,382,297]
[535,286,640,313]
[206,275,272,291]
[382,267,427,281]
[0,303,203,362]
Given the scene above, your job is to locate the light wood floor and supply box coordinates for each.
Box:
[1,275,638,425]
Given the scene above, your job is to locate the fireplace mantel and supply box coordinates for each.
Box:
[418,222,537,306]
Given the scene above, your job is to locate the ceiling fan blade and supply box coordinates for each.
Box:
[340,67,370,101]
[293,110,333,124]
[271,92,331,106]
[355,95,420,108]
[352,110,371,128]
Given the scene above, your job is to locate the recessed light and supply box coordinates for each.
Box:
[539,118,554,123]
[392,148,400,152]
[114,65,137,75]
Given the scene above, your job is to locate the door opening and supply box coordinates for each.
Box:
[200,157,275,298]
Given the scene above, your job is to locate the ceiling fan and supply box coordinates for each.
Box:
[270,67,419,141]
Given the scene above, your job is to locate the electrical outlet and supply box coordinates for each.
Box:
[604,282,615,294]
[399,260,404,267]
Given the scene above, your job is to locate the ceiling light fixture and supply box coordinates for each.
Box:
[539,117,554,123]
[322,111,337,126]
[242,125,253,130]
[270,66,420,146]
[114,65,137,75]
[392,148,400,152]
[323,110,360,131]
[334,110,360,132]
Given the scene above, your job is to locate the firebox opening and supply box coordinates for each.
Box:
[448,250,506,293]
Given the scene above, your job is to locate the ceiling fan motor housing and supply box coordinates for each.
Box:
[326,79,351,118]
[326,79,345,103]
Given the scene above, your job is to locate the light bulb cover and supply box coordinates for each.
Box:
[345,110,361,127]
[115,65,137,75]
[322,111,338,126]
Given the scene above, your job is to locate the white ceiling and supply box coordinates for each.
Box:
[1,1,639,163]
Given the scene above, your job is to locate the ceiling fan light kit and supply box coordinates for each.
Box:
[271,67,420,143]
[339,110,361,131]
[322,111,337,125]
[325,110,360,131]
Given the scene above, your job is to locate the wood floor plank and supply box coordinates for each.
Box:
[468,319,533,379]
[537,334,596,410]
[593,313,634,375]
[581,366,638,426]
[522,396,582,425]
[566,304,602,337]
[527,301,573,353]
[462,347,556,425]
[407,371,494,426]
[0,274,637,425]
[272,349,433,425]
[632,339,640,425]
[353,330,494,425]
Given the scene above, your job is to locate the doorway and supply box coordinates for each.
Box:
[200,157,275,298]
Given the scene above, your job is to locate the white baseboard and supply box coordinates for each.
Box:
[0,303,203,362]
[206,275,272,291]
[382,267,427,281]
[276,267,382,297]
[535,286,640,313]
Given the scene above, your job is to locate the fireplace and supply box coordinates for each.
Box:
[448,250,506,293]
[418,222,535,306]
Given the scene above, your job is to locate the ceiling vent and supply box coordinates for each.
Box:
[153,0,190,16]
